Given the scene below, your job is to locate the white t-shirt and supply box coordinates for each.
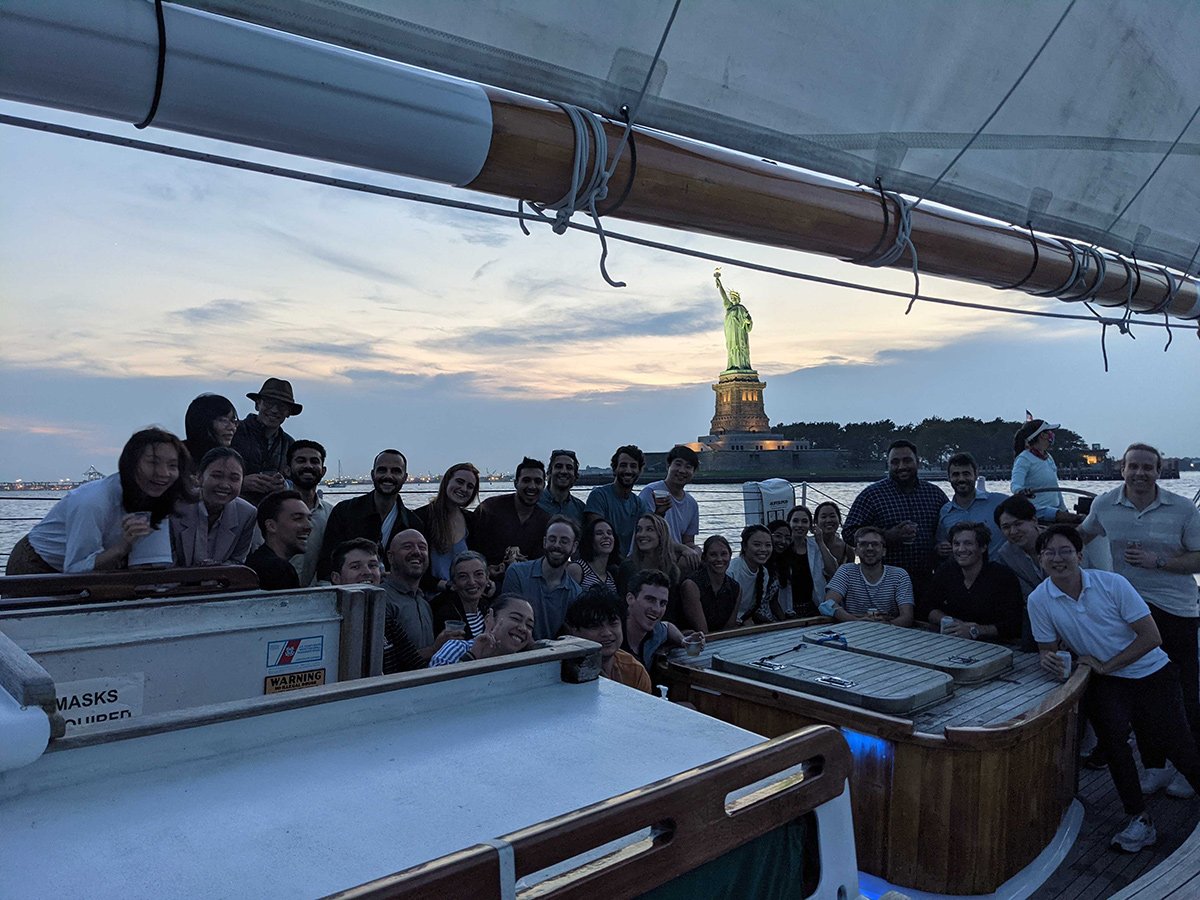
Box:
[637,481,699,543]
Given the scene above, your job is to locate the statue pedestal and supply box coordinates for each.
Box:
[709,371,771,436]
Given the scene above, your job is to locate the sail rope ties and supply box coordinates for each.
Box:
[517,102,625,286]
[135,0,167,130]
[996,222,1040,291]
[6,111,1195,337]
[846,178,921,314]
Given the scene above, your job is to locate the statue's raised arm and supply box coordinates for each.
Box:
[714,268,733,308]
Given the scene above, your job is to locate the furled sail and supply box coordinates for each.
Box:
[176,0,1200,277]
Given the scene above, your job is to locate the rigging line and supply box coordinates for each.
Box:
[1,112,1189,331]
[134,0,167,130]
[1100,99,1200,239]
[911,0,1077,211]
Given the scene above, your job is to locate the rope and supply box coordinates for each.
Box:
[1029,239,1082,297]
[995,221,1039,291]
[2,112,1192,332]
[850,179,921,313]
[134,0,167,130]
[911,0,1077,211]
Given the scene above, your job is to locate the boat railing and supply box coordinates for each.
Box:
[0,564,259,608]
[942,664,1090,750]
[328,725,854,900]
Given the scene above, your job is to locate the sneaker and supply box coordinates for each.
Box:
[1140,766,1176,794]
[1082,748,1109,770]
[1111,814,1157,852]
[1166,771,1197,799]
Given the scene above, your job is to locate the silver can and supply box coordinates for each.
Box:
[940,616,955,634]
[1056,650,1072,680]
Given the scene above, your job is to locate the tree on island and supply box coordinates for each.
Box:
[774,416,1094,469]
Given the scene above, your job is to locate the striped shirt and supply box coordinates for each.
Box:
[826,563,914,618]
[430,638,473,667]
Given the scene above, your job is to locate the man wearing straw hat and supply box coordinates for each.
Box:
[233,377,303,505]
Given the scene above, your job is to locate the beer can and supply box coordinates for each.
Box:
[1056,650,1072,680]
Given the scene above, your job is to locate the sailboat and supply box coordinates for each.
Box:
[2,2,1199,897]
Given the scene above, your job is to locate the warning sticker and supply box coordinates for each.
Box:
[264,668,327,694]
[55,673,146,734]
[266,635,324,668]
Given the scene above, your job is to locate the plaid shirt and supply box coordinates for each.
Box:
[842,477,949,579]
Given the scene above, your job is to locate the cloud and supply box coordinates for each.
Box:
[171,298,264,326]
[260,226,407,284]
[0,415,93,438]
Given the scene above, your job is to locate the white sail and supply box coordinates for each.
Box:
[174,0,1200,276]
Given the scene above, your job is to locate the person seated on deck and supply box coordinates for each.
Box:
[329,537,425,674]
[171,447,257,567]
[538,449,587,525]
[568,515,621,592]
[469,456,551,582]
[615,514,683,620]
[775,504,828,619]
[317,449,416,582]
[679,535,741,633]
[1010,419,1082,525]
[934,452,1008,559]
[411,462,480,593]
[812,500,854,576]
[564,584,653,693]
[429,593,535,668]
[822,526,914,627]
[927,521,1024,642]
[183,393,240,468]
[285,439,332,587]
[584,444,652,554]
[622,569,696,672]
[766,519,796,616]
[231,377,302,506]
[501,516,583,641]
[430,550,496,641]
[728,524,782,625]
[638,444,703,554]
[1029,525,1200,853]
[8,428,190,575]
[381,528,458,661]
[245,490,312,590]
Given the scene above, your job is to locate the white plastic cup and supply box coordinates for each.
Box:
[1056,650,1072,680]
[940,616,955,634]
[684,633,705,657]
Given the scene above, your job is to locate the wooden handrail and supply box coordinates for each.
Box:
[943,664,1090,750]
[0,630,64,738]
[0,565,259,607]
[330,725,851,899]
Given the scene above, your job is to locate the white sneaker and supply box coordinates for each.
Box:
[1166,771,1197,799]
[1111,814,1157,852]
[1140,765,1175,794]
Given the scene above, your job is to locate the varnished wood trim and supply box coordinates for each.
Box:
[0,565,259,606]
[942,665,1089,749]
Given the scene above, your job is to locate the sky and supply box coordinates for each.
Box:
[2,99,1198,482]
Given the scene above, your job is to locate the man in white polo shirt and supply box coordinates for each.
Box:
[1079,442,1200,798]
[1029,525,1200,853]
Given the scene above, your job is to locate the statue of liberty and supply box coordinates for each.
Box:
[714,268,753,372]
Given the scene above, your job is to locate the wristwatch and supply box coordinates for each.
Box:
[1156,555,1166,569]
[969,625,980,640]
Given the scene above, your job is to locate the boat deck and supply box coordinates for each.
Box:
[1036,762,1200,899]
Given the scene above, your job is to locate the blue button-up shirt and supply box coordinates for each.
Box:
[936,489,1009,556]
[501,558,583,640]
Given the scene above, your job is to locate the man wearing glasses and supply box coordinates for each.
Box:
[1028,525,1200,853]
[233,377,302,505]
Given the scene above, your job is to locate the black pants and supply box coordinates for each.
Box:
[1140,606,1200,769]
[1085,664,1200,814]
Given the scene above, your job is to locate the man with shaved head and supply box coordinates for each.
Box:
[317,448,416,581]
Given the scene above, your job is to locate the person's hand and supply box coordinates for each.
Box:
[432,626,463,652]
[243,472,285,494]
[1123,545,1155,569]
[1019,488,1036,499]
[487,562,507,581]
[944,620,975,639]
[119,512,152,549]
[1039,649,1067,678]
[653,495,671,515]
[935,540,952,557]
[470,632,499,659]
[1077,654,1105,675]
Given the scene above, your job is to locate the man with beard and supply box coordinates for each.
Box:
[586,444,652,553]
[843,439,948,608]
[927,522,1024,642]
[286,440,331,586]
[381,528,456,661]
[329,537,425,673]
[934,453,1008,558]
[245,490,312,590]
[538,449,587,525]
[232,378,301,505]
[470,457,551,577]
[824,526,914,627]
[1079,443,1200,798]
[501,516,583,640]
[317,449,416,582]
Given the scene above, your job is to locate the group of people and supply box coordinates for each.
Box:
[7,379,1200,854]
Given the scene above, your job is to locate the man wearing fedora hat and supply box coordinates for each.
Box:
[233,377,302,505]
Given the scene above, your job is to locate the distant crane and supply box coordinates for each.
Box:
[82,466,104,482]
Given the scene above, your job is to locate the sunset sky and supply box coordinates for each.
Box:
[2,98,1198,481]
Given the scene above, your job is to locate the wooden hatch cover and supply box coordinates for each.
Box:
[797,621,1013,684]
[712,638,953,715]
